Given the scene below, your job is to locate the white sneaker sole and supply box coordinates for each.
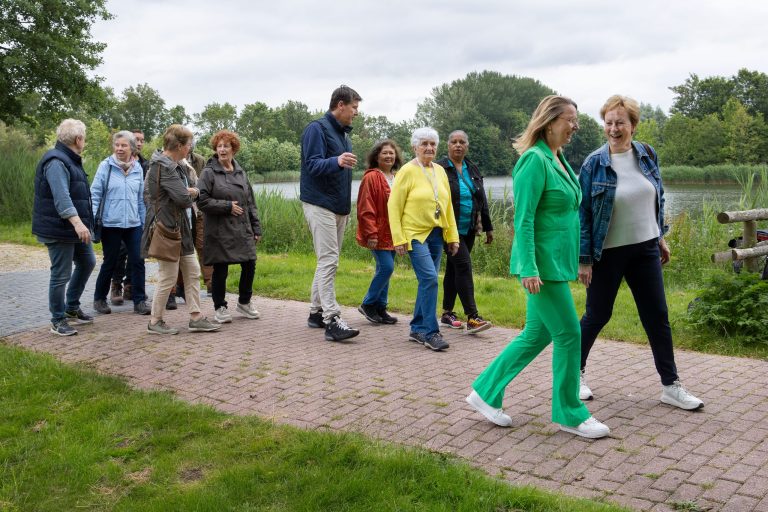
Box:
[214,316,232,324]
[237,307,260,319]
[465,393,513,427]
[660,395,704,410]
[559,424,610,439]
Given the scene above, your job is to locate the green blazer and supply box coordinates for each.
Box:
[509,139,582,281]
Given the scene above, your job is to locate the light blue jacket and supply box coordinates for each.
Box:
[91,156,146,228]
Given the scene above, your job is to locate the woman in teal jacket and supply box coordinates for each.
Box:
[466,95,610,439]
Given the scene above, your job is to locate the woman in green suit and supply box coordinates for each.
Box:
[466,95,610,439]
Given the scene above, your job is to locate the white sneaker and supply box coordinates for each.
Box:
[559,417,610,439]
[579,369,593,400]
[214,306,232,324]
[465,390,513,427]
[661,380,704,410]
[236,301,260,319]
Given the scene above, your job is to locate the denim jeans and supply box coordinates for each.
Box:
[362,249,395,308]
[442,232,478,316]
[408,228,443,335]
[94,226,145,304]
[45,240,96,323]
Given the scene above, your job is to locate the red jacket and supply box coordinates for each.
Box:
[356,168,394,250]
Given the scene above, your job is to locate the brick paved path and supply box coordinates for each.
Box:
[3,268,768,511]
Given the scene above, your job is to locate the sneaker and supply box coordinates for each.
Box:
[324,316,359,342]
[189,317,221,332]
[51,319,77,336]
[409,331,427,344]
[122,283,132,301]
[133,301,151,315]
[661,380,704,410]
[110,281,124,305]
[65,308,93,325]
[579,369,593,401]
[236,301,260,319]
[376,306,398,324]
[424,332,450,351]
[559,417,610,439]
[165,294,177,311]
[466,314,492,334]
[307,310,324,328]
[147,320,179,335]
[214,306,232,324]
[93,299,111,314]
[358,303,382,324]
[175,283,186,300]
[465,390,513,427]
[440,311,463,329]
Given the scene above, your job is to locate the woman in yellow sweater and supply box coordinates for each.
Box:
[388,127,459,351]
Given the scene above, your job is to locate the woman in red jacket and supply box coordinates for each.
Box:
[356,139,403,324]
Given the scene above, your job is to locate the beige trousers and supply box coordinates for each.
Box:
[151,253,201,320]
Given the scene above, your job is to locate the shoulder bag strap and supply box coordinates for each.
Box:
[95,165,112,221]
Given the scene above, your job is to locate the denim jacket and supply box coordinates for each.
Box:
[578,141,668,265]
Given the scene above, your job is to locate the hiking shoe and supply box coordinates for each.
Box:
[189,317,221,332]
[465,390,513,427]
[466,314,492,334]
[65,308,93,325]
[324,316,359,341]
[579,369,593,401]
[559,417,610,439]
[424,332,449,351]
[440,311,463,329]
[409,331,427,344]
[122,283,132,301]
[377,306,398,324]
[110,281,124,305]
[214,306,232,324]
[93,299,111,314]
[51,319,77,336]
[358,303,382,324]
[147,320,179,335]
[661,380,704,410]
[237,301,260,319]
[175,283,186,300]
[134,301,151,315]
[165,294,177,310]
[307,310,324,328]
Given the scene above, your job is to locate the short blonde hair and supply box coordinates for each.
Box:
[513,95,577,155]
[162,124,194,152]
[600,95,640,127]
[56,119,86,146]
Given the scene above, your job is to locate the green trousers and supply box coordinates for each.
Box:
[472,280,591,427]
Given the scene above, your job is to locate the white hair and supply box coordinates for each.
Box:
[410,127,439,149]
[113,130,137,154]
[56,119,86,146]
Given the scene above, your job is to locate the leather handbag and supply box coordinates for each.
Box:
[147,165,182,262]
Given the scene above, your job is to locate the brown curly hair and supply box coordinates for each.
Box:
[210,130,241,154]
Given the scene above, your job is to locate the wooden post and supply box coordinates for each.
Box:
[743,220,759,271]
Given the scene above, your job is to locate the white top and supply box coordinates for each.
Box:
[602,149,660,250]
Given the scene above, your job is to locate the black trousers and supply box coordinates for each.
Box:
[580,238,679,385]
[211,260,255,310]
[442,232,478,317]
[112,241,130,285]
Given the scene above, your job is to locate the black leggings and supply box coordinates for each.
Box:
[442,232,478,316]
[211,260,256,309]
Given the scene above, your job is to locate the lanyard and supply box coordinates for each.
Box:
[416,159,441,219]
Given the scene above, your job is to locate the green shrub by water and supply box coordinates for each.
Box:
[663,164,767,184]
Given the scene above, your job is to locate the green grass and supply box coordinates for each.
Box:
[0,344,627,512]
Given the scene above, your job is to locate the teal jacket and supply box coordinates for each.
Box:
[509,139,582,281]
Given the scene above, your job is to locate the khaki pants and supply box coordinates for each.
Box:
[152,253,201,321]
[176,214,212,291]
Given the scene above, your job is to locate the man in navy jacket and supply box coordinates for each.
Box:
[300,85,362,342]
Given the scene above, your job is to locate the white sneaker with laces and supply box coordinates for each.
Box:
[661,380,704,410]
[214,306,232,324]
[465,390,513,427]
[579,369,593,400]
[236,301,260,319]
[559,417,610,439]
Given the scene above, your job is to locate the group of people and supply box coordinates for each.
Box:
[34,86,703,442]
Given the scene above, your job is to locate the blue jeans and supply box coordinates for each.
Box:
[409,228,443,335]
[45,240,96,323]
[94,226,146,304]
[362,249,395,308]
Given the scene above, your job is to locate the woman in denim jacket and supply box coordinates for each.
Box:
[577,95,703,411]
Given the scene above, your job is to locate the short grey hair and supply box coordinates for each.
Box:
[112,130,137,154]
[56,119,86,146]
[448,130,469,143]
[410,127,439,148]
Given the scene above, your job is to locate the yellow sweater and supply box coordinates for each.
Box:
[388,160,459,250]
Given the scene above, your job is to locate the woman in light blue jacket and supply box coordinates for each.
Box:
[91,131,149,315]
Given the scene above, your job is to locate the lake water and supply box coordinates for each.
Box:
[254,176,744,218]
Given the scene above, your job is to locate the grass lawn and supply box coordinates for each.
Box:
[0,344,627,512]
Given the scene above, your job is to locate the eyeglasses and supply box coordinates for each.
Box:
[558,116,580,128]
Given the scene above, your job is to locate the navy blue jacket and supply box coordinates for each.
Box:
[32,141,93,241]
[299,112,353,215]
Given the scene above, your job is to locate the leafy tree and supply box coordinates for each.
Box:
[565,114,603,168]
[237,102,275,141]
[670,69,768,121]
[274,100,313,143]
[0,0,112,123]
[639,102,667,129]
[118,83,168,139]
[194,102,237,138]
[634,119,663,149]
[660,113,725,166]
[720,98,766,164]
[238,137,301,175]
[167,104,189,126]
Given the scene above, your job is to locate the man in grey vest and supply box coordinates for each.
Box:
[300,85,362,342]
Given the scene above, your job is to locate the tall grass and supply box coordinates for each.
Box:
[663,164,767,184]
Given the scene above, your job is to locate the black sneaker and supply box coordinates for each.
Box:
[409,331,427,344]
[51,319,77,336]
[324,316,359,341]
[377,306,398,324]
[166,294,177,311]
[307,310,324,328]
[134,301,151,315]
[424,332,450,351]
[65,308,93,324]
[358,303,383,324]
[93,299,111,314]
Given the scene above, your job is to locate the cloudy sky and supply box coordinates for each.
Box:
[91,0,768,125]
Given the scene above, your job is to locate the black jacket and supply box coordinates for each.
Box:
[437,157,492,235]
